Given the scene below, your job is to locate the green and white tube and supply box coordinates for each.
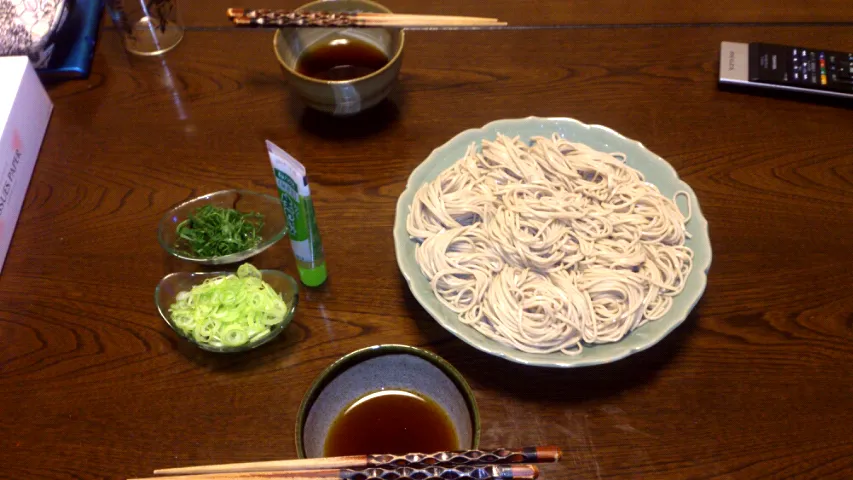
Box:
[266,140,328,287]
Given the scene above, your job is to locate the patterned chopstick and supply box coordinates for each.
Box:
[138,464,540,480]
[152,447,561,476]
[226,9,507,28]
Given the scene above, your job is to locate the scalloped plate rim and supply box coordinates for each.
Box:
[394,116,712,368]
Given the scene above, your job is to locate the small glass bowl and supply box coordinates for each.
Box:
[158,190,288,265]
[155,269,299,353]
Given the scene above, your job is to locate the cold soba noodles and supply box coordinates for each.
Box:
[407,134,693,355]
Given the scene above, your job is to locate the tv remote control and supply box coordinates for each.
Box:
[719,41,853,100]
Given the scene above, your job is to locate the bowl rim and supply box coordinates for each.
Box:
[393,116,713,368]
[272,0,406,86]
[157,189,289,263]
[294,344,481,458]
[154,268,300,353]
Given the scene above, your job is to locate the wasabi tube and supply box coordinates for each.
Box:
[266,140,328,287]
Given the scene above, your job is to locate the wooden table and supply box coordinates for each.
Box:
[3,1,853,478]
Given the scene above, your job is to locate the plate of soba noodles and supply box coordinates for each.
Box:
[394,117,712,368]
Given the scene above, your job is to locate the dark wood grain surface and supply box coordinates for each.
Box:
[176,0,853,27]
[2,13,853,480]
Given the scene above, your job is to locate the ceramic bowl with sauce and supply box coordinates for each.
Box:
[273,0,404,116]
[296,345,480,458]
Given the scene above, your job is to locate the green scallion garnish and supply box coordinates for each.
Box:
[175,204,264,258]
[169,263,289,348]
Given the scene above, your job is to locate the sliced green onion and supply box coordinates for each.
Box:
[168,263,289,348]
[237,263,262,279]
[175,205,264,258]
[220,325,250,347]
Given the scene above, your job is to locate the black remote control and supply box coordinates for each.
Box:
[719,41,853,99]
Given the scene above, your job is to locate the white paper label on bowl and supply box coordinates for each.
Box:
[332,84,361,116]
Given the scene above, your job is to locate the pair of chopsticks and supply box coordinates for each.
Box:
[226,8,508,28]
[133,446,561,480]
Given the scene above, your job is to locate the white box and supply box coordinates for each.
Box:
[0,57,53,274]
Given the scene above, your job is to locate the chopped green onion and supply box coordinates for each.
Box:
[175,204,264,258]
[221,325,250,347]
[168,263,289,349]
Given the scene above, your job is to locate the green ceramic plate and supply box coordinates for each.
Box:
[393,117,712,368]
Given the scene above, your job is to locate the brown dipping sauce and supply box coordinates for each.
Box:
[296,37,389,81]
[323,389,458,456]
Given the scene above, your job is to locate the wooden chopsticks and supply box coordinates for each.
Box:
[134,465,539,480]
[142,446,561,480]
[226,8,508,28]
